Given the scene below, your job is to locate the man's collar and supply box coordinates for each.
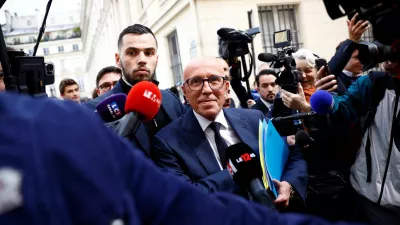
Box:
[343,70,361,78]
[193,109,228,132]
[260,97,273,110]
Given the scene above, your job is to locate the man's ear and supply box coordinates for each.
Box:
[115,53,121,67]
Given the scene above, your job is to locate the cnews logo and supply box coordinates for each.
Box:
[107,102,122,118]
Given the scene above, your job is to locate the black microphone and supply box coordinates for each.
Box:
[226,143,276,210]
[295,130,314,151]
[258,53,277,63]
[272,111,317,123]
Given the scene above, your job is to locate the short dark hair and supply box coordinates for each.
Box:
[59,78,78,95]
[255,69,277,87]
[117,24,157,50]
[96,66,122,86]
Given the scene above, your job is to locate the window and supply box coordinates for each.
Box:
[167,30,183,85]
[43,48,49,55]
[58,46,64,53]
[29,36,35,43]
[69,16,74,22]
[77,76,85,92]
[258,5,302,54]
[72,44,79,51]
[28,49,33,55]
[13,37,20,45]
[27,20,31,26]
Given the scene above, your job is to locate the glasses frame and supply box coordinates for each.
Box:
[98,80,118,91]
[184,75,227,91]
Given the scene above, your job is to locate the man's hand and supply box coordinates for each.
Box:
[247,99,256,108]
[286,135,295,146]
[347,13,369,42]
[273,180,292,207]
[280,84,311,112]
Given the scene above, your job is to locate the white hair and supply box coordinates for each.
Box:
[292,48,317,69]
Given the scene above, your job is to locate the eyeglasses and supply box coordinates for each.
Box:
[184,75,227,91]
[0,72,3,80]
[98,80,118,91]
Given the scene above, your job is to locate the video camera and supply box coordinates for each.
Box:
[0,0,55,97]
[323,0,400,61]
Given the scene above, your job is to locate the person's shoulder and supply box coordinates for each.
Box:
[155,110,188,137]
[161,89,181,103]
[226,107,262,116]
[83,91,115,110]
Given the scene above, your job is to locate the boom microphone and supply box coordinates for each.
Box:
[116,81,162,138]
[272,111,317,122]
[95,93,127,122]
[226,143,276,210]
[258,53,277,63]
[310,90,334,114]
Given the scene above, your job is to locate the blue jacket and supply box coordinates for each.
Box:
[0,92,366,225]
[152,108,307,201]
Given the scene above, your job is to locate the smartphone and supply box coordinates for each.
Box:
[315,58,331,79]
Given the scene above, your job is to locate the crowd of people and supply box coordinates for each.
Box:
[0,10,399,225]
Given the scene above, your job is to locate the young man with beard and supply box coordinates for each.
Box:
[251,69,278,117]
[84,24,186,156]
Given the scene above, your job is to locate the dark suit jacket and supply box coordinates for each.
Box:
[83,80,186,155]
[251,99,272,118]
[152,108,307,201]
[328,39,358,95]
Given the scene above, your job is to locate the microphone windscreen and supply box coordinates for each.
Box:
[258,53,275,63]
[310,90,334,114]
[295,130,312,148]
[226,143,263,187]
[217,28,233,39]
[95,93,127,122]
[125,81,162,122]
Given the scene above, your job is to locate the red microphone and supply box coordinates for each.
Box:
[116,81,162,138]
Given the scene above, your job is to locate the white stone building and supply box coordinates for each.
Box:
[2,9,89,98]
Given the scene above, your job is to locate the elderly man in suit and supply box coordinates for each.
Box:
[152,57,307,208]
[83,24,185,156]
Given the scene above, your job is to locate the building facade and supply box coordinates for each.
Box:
[80,0,354,94]
[2,10,89,98]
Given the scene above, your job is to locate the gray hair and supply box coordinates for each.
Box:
[292,48,317,69]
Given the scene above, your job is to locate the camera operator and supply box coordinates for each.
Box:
[315,59,400,224]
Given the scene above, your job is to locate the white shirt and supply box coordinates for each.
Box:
[193,110,240,170]
[260,98,273,111]
[343,69,361,78]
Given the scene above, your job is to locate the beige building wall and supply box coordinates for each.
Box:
[82,0,351,96]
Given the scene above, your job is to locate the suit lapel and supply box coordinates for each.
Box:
[256,99,269,116]
[181,110,221,175]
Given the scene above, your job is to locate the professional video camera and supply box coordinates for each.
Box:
[356,41,400,71]
[258,29,299,94]
[323,0,400,59]
[217,27,260,102]
[0,0,55,97]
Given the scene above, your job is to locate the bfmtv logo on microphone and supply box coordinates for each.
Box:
[107,102,122,118]
[143,90,161,106]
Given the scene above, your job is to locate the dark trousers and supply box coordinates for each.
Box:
[355,191,400,225]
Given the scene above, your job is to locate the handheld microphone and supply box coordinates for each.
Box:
[116,81,162,138]
[295,130,314,151]
[95,93,127,122]
[226,143,276,210]
[258,53,277,63]
[310,90,334,114]
[272,111,317,123]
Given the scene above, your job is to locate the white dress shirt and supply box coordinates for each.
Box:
[260,98,273,111]
[193,110,240,170]
[343,69,361,78]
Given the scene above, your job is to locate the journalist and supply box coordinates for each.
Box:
[315,60,400,225]
[279,49,362,221]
